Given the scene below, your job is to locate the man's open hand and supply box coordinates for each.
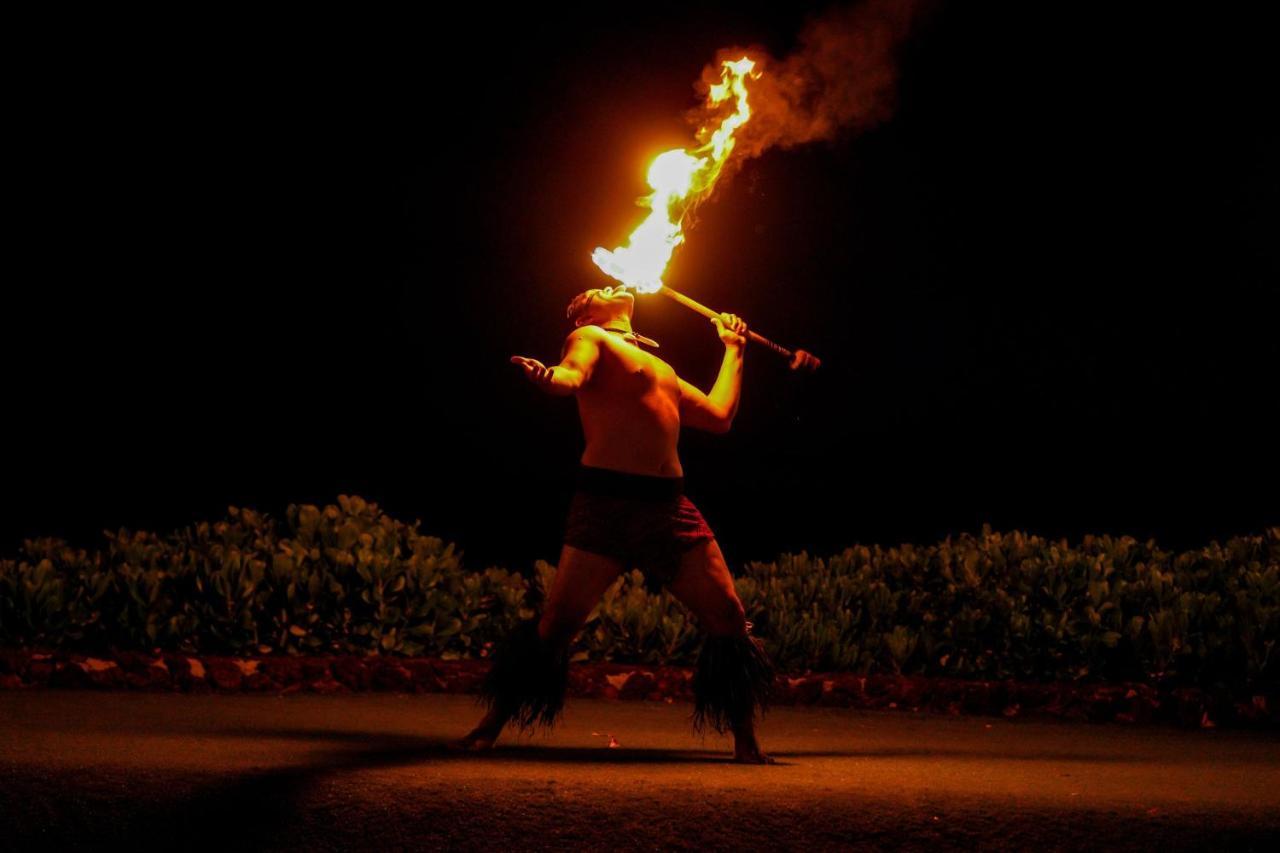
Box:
[711,313,748,348]
[510,355,555,388]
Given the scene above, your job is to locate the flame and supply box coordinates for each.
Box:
[592,57,758,294]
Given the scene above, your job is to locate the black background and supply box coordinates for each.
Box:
[5,2,1276,572]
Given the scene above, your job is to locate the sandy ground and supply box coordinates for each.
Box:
[1,691,1278,851]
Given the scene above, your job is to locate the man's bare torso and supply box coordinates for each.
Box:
[571,326,683,478]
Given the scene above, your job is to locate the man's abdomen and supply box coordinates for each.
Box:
[578,392,682,478]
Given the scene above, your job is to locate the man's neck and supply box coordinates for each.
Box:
[597,318,633,334]
[595,319,660,350]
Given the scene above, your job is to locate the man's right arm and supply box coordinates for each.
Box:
[510,326,602,396]
[549,326,602,395]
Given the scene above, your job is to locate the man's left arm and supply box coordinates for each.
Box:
[678,313,747,433]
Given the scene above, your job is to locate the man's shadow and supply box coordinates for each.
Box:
[125,729,766,851]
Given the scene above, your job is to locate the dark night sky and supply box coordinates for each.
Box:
[5,2,1276,571]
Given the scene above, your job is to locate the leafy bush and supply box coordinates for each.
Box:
[739,529,1279,699]
[1,498,1276,700]
[0,497,531,660]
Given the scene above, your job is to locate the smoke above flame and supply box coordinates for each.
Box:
[717,0,925,161]
[591,0,926,294]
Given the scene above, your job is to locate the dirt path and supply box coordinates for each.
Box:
[2,691,1278,850]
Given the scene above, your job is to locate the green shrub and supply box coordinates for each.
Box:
[737,529,1279,696]
[1,497,533,660]
[1,499,1276,700]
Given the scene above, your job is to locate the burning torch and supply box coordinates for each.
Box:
[655,284,821,371]
[591,57,821,372]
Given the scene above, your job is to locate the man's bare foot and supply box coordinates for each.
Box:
[732,745,777,764]
[448,708,509,752]
[730,715,775,764]
[731,728,776,764]
[447,728,500,752]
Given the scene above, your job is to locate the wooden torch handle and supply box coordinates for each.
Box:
[656,285,821,371]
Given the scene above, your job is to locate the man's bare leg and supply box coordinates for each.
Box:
[451,545,626,750]
[667,539,776,764]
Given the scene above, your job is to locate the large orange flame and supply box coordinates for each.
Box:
[592,57,758,294]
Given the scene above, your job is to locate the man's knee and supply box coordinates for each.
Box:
[702,598,747,637]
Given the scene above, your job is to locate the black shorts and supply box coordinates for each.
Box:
[563,465,716,594]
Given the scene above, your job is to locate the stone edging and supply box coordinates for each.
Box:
[0,649,1273,728]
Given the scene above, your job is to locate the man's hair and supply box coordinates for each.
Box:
[565,289,600,325]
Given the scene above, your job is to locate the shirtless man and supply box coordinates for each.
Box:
[454,283,776,764]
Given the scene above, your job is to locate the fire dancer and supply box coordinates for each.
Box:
[453,283,776,763]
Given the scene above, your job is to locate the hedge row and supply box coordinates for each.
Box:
[1,497,1276,700]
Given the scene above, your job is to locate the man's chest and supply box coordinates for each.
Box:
[598,343,678,394]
